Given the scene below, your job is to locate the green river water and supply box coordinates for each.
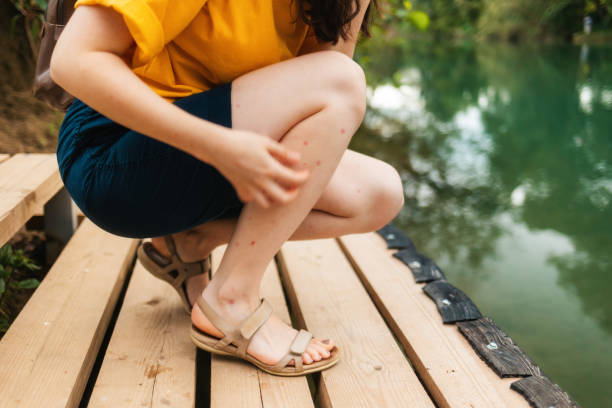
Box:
[351,41,612,407]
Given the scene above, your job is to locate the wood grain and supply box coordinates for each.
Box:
[278,239,434,408]
[0,219,138,408]
[511,375,580,408]
[88,259,196,407]
[339,232,530,408]
[0,153,63,247]
[209,246,313,408]
[393,248,446,282]
[422,280,483,323]
[457,317,541,378]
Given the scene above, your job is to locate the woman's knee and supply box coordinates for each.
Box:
[315,51,367,123]
[362,163,405,231]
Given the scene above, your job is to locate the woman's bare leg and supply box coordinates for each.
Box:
[153,149,404,261]
[162,51,403,366]
[153,149,404,316]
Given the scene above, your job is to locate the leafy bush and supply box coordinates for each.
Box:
[9,0,48,57]
[0,244,41,334]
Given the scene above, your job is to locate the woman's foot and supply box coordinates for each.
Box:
[192,291,335,366]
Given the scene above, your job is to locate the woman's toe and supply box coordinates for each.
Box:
[302,353,313,365]
[311,342,330,358]
[307,345,322,361]
[316,338,335,351]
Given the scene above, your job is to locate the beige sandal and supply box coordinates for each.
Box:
[190,296,340,376]
[137,235,211,313]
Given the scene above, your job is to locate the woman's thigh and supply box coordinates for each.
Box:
[313,149,404,226]
[230,50,365,141]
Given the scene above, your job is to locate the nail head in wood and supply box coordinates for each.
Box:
[376,224,415,250]
[422,280,482,323]
[457,317,540,377]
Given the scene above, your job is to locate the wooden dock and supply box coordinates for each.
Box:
[0,153,579,407]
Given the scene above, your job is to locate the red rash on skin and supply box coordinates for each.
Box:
[236,104,240,108]
[340,128,346,134]
[250,241,256,246]
[235,242,240,247]
[316,160,321,166]
[229,299,235,304]
[303,141,309,146]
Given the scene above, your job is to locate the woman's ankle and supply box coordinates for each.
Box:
[202,281,260,311]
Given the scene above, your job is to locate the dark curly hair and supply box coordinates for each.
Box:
[295,0,381,44]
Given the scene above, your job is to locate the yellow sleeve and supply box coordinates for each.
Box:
[74,0,207,67]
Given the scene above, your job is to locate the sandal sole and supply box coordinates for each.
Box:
[190,325,340,376]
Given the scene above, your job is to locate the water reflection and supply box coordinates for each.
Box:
[353,41,612,407]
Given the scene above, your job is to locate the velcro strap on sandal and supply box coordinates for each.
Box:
[239,299,272,339]
[290,329,312,354]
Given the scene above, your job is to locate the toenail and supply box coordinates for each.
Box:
[322,339,330,344]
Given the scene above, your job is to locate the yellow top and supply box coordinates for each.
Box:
[74,0,318,102]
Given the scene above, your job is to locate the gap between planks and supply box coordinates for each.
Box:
[87,257,196,407]
[0,219,138,408]
[278,238,435,408]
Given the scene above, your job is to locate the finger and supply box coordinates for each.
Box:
[251,188,270,209]
[267,142,301,166]
[262,179,299,205]
[270,161,310,187]
[237,187,253,203]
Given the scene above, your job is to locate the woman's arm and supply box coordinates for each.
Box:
[51,5,308,208]
[51,5,227,165]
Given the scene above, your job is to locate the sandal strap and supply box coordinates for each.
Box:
[195,297,275,358]
[195,296,238,346]
[272,329,312,372]
[235,299,272,358]
[239,299,272,339]
[159,235,210,286]
[164,235,182,262]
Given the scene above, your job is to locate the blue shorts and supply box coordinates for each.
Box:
[56,82,243,238]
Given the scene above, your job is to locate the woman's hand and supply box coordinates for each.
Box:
[208,129,310,208]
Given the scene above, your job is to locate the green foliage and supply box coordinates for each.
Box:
[373,0,431,32]
[9,0,48,57]
[0,244,41,332]
[377,0,612,42]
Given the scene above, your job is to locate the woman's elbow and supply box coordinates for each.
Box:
[49,40,73,88]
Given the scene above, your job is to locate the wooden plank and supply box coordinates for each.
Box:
[0,219,138,407]
[376,224,415,249]
[0,154,9,164]
[393,248,446,282]
[0,153,63,247]
[511,375,580,408]
[339,232,530,408]
[457,317,540,377]
[209,246,314,408]
[88,260,196,407]
[422,280,483,323]
[278,239,434,408]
